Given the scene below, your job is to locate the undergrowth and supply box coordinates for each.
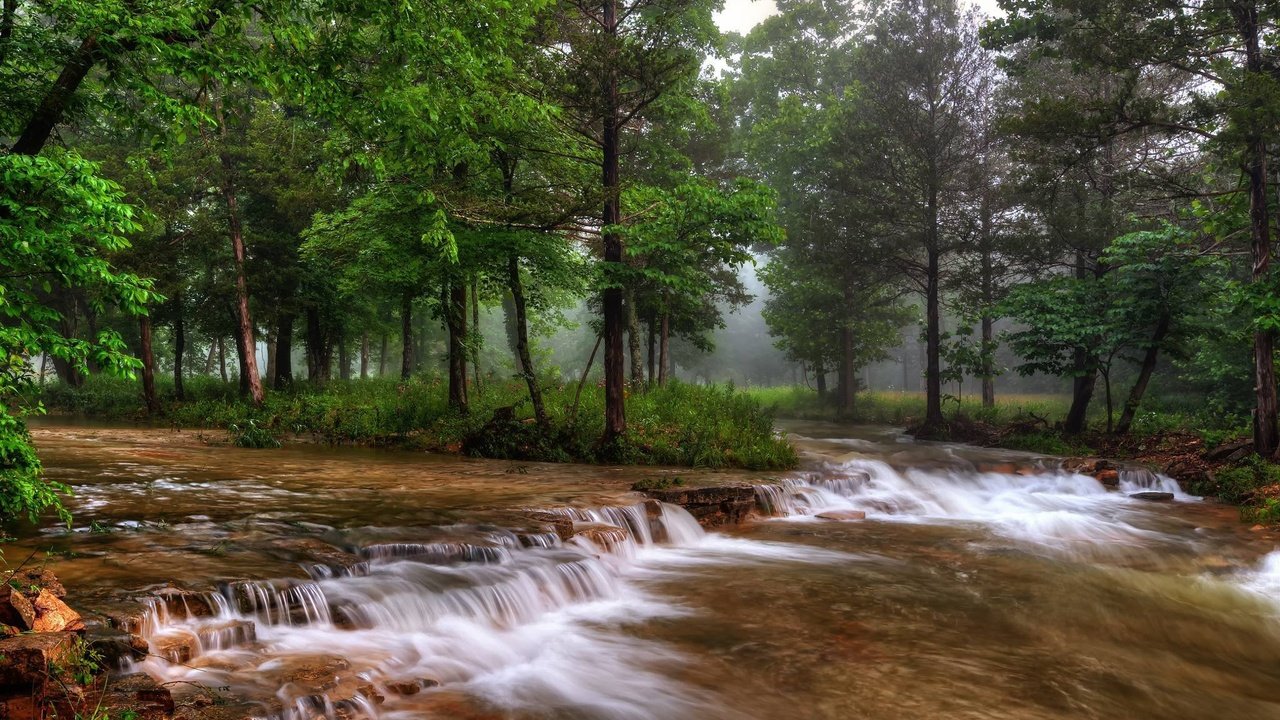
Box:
[34,376,797,471]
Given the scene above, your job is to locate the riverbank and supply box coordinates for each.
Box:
[34,376,797,471]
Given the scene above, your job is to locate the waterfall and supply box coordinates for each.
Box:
[129,501,715,720]
[751,458,1191,552]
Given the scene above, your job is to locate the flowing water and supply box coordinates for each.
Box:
[19,420,1280,719]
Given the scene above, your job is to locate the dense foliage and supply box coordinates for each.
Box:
[10,0,1280,524]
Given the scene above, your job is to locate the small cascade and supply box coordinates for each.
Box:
[751,458,1191,552]
[129,501,712,720]
[1118,467,1191,498]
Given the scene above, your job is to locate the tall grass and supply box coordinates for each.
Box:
[34,375,797,471]
[744,386,1245,438]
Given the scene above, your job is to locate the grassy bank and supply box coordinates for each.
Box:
[35,376,798,471]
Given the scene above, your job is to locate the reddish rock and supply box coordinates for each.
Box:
[1094,469,1120,487]
[570,523,630,550]
[93,673,174,720]
[0,631,75,689]
[387,678,439,696]
[27,590,83,633]
[0,696,39,720]
[8,570,66,599]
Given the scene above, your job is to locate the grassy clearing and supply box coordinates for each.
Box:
[35,375,798,471]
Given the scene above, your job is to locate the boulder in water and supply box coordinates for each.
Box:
[637,485,757,527]
[1094,469,1120,487]
[816,510,867,521]
[1129,491,1174,502]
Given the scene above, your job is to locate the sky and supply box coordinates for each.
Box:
[713,0,1004,35]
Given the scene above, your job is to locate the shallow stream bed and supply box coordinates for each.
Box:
[20,420,1280,719]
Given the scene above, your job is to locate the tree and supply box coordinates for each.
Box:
[986,0,1280,453]
[855,0,993,435]
[0,152,159,522]
[543,0,720,442]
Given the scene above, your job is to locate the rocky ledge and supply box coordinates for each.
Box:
[633,484,758,527]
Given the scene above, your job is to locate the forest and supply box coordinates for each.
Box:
[5,0,1280,524]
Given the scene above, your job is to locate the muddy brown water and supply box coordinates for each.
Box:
[18,420,1280,719]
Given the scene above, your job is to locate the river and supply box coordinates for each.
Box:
[20,420,1280,719]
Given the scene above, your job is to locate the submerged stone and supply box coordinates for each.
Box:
[1129,491,1174,501]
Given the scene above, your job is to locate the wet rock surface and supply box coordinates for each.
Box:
[636,484,758,527]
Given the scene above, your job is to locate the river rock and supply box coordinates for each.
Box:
[1062,458,1112,475]
[386,678,440,696]
[84,619,149,669]
[151,586,216,619]
[94,672,175,719]
[0,631,76,689]
[153,630,198,664]
[637,485,757,527]
[1129,491,1174,502]
[570,523,630,550]
[816,510,867,521]
[1094,469,1120,487]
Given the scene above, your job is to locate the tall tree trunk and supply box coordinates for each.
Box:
[139,316,158,415]
[274,313,294,389]
[658,311,670,387]
[49,289,83,387]
[379,333,388,377]
[265,329,277,387]
[502,291,523,373]
[838,326,854,417]
[338,336,350,381]
[923,244,944,432]
[447,281,469,413]
[1115,314,1170,435]
[600,0,626,441]
[1064,364,1097,434]
[218,337,227,383]
[626,291,644,386]
[471,282,482,394]
[305,307,329,383]
[204,342,216,376]
[233,313,249,396]
[215,98,264,408]
[815,359,827,399]
[173,300,186,401]
[1238,3,1279,456]
[981,315,995,408]
[401,293,414,380]
[508,255,546,426]
[646,314,656,385]
[1064,256,1098,434]
[360,332,370,380]
[1101,367,1114,434]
